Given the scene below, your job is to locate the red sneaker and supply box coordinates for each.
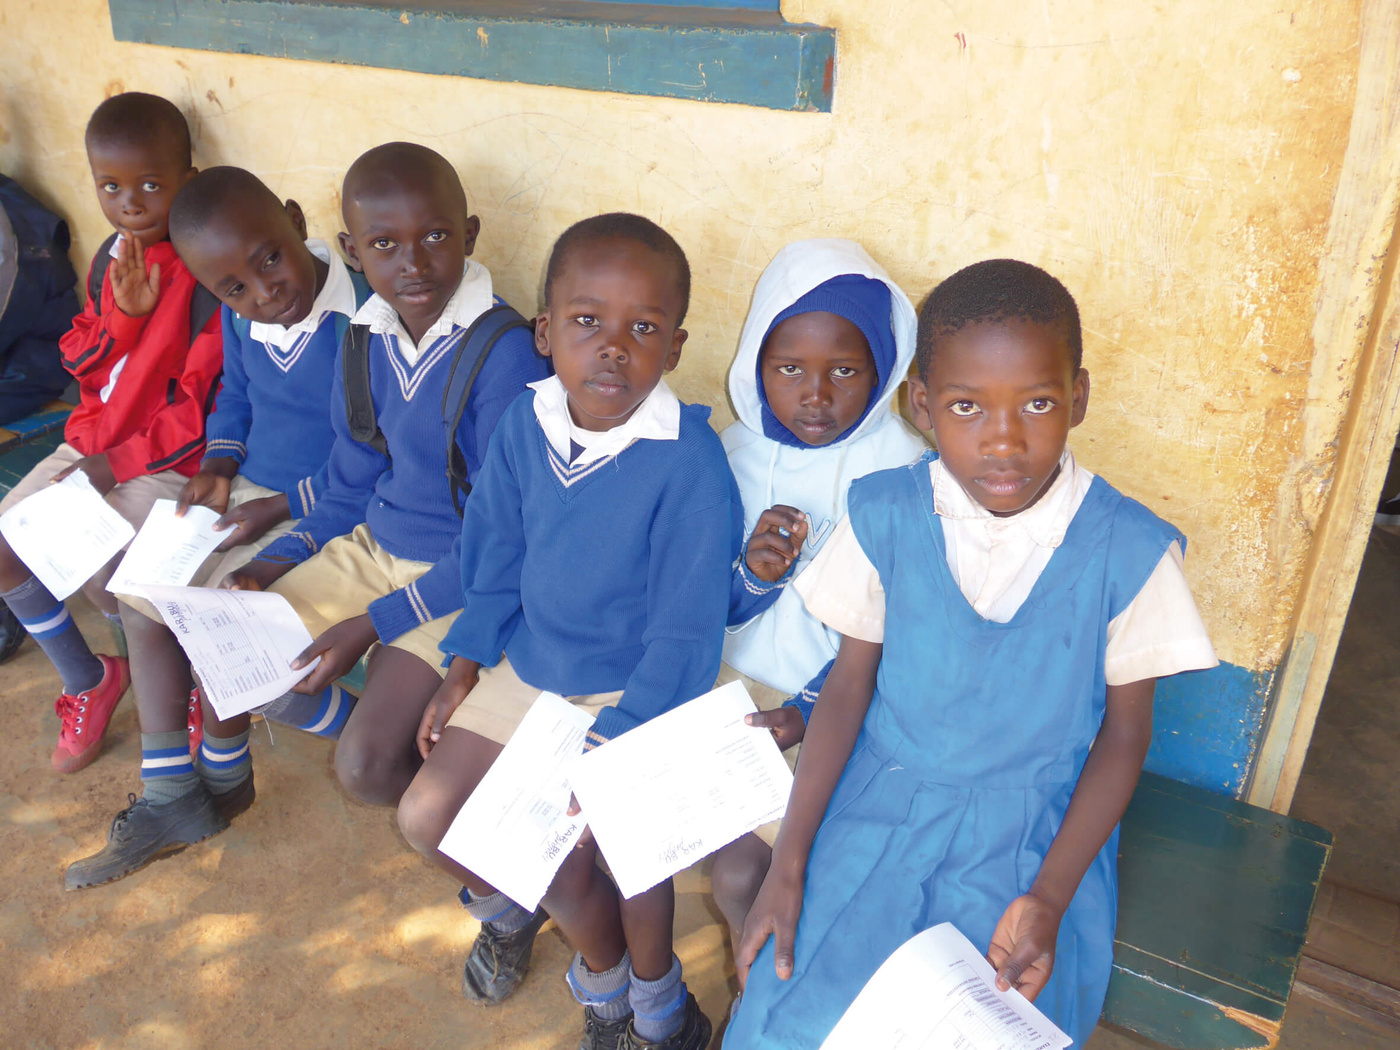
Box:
[188,686,204,755]
[51,655,130,773]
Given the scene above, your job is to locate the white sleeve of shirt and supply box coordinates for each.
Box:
[1104,541,1219,685]
[793,517,887,643]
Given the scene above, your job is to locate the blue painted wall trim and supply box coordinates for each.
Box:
[107,0,836,112]
[1147,661,1273,799]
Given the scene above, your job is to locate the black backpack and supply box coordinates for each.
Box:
[88,231,222,343]
[341,302,534,517]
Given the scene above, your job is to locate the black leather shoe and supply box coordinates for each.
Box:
[618,994,712,1050]
[210,770,256,821]
[579,1006,635,1050]
[0,599,27,664]
[460,905,550,1005]
[65,788,229,890]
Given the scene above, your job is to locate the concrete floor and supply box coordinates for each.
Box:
[2,602,1395,1048]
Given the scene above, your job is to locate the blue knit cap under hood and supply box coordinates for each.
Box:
[755,273,897,449]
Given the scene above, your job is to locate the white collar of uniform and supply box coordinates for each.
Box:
[932,449,1092,548]
[350,260,495,363]
[529,374,681,464]
[249,239,357,350]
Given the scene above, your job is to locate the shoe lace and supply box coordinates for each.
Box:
[110,793,143,835]
[53,691,85,739]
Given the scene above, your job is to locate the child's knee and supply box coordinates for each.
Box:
[333,732,407,806]
[395,780,451,856]
[711,836,772,917]
[542,844,601,908]
[0,536,26,585]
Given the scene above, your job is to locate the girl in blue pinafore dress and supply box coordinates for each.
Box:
[726,260,1217,1050]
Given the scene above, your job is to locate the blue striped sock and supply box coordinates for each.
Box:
[568,950,632,1022]
[141,730,199,804]
[260,684,356,738]
[200,729,252,793]
[630,955,686,1043]
[1,576,103,693]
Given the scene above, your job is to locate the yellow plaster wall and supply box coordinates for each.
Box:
[0,0,1363,673]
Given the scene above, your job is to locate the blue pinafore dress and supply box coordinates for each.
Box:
[726,452,1182,1049]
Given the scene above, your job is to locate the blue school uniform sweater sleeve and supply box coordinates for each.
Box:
[728,543,796,625]
[588,476,740,745]
[203,306,252,464]
[288,461,330,520]
[255,356,384,566]
[438,395,528,665]
[365,326,544,644]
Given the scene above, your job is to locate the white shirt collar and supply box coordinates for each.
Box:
[350,259,494,366]
[530,374,681,465]
[249,239,358,350]
[932,450,1087,549]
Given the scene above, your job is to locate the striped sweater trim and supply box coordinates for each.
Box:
[405,580,430,624]
[297,476,316,516]
[205,438,248,458]
[544,441,639,490]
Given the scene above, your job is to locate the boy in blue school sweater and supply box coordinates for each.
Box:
[223,143,546,809]
[396,214,739,1049]
[67,166,371,889]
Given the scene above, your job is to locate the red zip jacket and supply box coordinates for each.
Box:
[58,240,223,483]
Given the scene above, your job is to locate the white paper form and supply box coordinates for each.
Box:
[821,923,1073,1050]
[138,585,318,720]
[568,679,794,899]
[106,499,224,594]
[0,469,135,599]
[438,692,594,911]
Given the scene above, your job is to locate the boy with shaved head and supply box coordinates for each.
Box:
[0,92,222,775]
[66,166,372,888]
[222,142,547,826]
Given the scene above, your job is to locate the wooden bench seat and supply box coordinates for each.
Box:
[1108,773,1332,1048]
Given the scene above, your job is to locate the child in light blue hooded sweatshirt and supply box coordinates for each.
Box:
[713,238,928,954]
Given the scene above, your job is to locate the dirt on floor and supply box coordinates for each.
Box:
[3,604,1395,1050]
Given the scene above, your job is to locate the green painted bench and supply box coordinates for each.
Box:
[1108,773,1331,1048]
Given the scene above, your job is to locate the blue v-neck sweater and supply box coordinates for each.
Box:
[204,268,369,517]
[440,391,744,743]
[257,301,546,644]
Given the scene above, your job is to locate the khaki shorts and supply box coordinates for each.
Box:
[271,523,455,678]
[446,654,625,743]
[0,441,187,528]
[117,476,294,621]
[445,658,798,847]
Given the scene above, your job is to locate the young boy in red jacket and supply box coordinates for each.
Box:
[0,92,223,773]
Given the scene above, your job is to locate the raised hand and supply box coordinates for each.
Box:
[986,892,1061,1002]
[109,232,161,318]
[745,505,809,583]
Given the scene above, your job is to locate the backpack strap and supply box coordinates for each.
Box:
[188,283,222,342]
[442,303,533,516]
[87,232,121,314]
[341,322,389,460]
